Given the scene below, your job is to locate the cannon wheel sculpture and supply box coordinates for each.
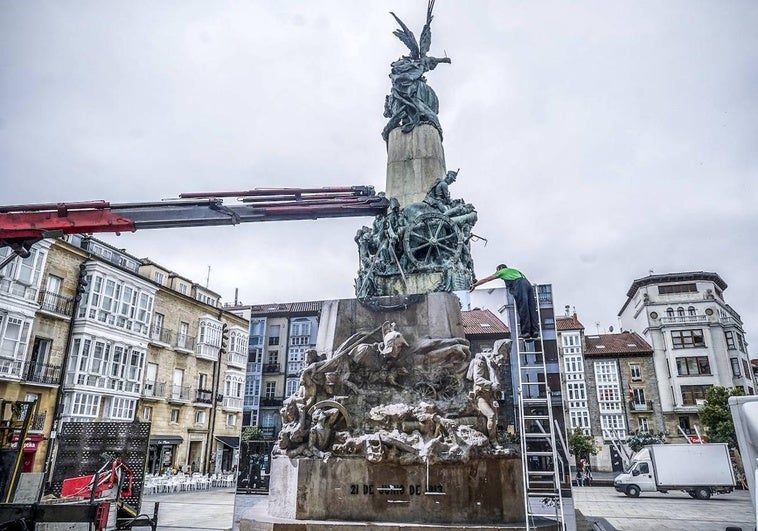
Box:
[403,211,463,269]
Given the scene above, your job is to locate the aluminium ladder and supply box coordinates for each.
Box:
[506,286,566,530]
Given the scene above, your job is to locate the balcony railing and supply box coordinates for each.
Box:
[223,397,243,410]
[260,397,283,407]
[261,426,277,439]
[38,290,74,316]
[630,401,651,412]
[660,314,708,325]
[23,361,62,385]
[262,363,280,374]
[0,358,22,379]
[196,343,219,361]
[143,380,166,398]
[169,384,192,402]
[174,334,196,352]
[149,325,174,345]
[30,410,47,431]
[195,388,213,404]
[227,352,246,368]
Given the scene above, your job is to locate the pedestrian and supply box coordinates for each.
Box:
[470,264,540,340]
[585,465,593,487]
[575,469,585,487]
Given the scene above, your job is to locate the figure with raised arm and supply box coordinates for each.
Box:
[470,264,540,341]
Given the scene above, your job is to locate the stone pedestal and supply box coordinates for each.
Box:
[320,292,464,353]
[268,456,525,525]
[256,293,530,530]
[386,125,446,208]
[375,272,444,297]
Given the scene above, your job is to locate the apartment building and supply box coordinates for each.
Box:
[618,271,755,437]
[0,240,57,472]
[583,332,660,471]
[555,312,590,437]
[556,310,663,472]
[225,301,322,440]
[137,260,248,475]
[0,235,247,476]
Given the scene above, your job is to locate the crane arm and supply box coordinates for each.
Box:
[0,186,388,262]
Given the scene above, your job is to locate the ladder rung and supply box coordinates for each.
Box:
[526,451,554,456]
[521,398,550,404]
[523,415,550,420]
[524,433,551,438]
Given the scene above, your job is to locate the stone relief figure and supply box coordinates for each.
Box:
[466,347,507,445]
[350,321,410,386]
[382,1,451,141]
[273,321,515,462]
[307,407,342,456]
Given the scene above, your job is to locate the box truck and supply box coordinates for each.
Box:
[613,443,735,499]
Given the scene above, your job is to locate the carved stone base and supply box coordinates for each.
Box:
[374,272,444,297]
[321,292,464,353]
[267,456,525,525]
[386,124,446,208]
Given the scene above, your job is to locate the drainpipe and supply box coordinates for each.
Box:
[204,314,226,474]
[41,261,88,496]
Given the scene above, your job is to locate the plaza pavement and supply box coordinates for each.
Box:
[140,486,755,531]
[572,486,755,531]
[140,487,236,530]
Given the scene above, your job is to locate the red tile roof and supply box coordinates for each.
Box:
[556,314,584,331]
[462,309,510,336]
[584,332,653,357]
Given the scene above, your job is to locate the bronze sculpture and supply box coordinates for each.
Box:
[382,0,451,141]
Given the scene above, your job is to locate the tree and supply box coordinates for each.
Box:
[626,431,665,453]
[241,426,264,442]
[567,428,598,465]
[698,386,745,448]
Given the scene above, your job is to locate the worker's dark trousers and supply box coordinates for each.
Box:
[510,277,539,336]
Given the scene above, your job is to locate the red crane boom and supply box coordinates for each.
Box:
[0,185,388,267]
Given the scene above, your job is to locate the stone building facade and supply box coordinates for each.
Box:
[136,260,248,475]
[618,271,755,438]
[583,332,661,472]
[0,235,247,476]
[556,310,664,472]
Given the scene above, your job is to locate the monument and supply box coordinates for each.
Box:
[241,3,541,530]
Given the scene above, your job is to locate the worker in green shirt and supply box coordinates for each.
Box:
[470,264,540,340]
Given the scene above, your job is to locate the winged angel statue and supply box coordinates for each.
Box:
[382,0,451,141]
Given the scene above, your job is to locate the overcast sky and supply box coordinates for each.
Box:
[2,1,756,341]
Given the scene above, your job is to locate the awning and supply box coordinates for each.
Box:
[149,435,184,446]
[214,436,240,449]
